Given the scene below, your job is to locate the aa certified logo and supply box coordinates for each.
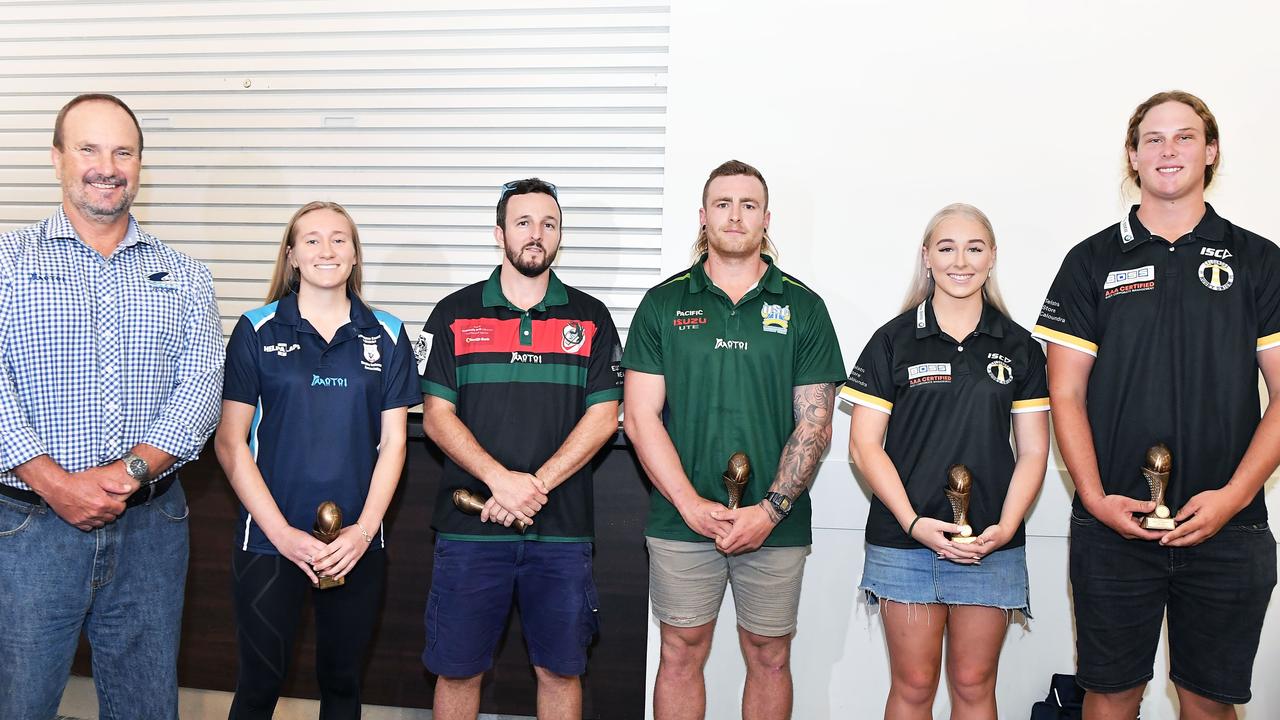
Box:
[561,321,586,353]
[986,360,1013,385]
[761,303,790,335]
[1198,259,1234,291]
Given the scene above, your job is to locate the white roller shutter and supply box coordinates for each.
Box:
[0,0,670,340]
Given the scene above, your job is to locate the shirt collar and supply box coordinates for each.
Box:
[480,266,569,311]
[272,288,380,331]
[914,296,1005,340]
[687,254,784,296]
[44,206,150,249]
[1119,202,1228,253]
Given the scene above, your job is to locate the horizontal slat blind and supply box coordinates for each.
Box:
[0,0,669,339]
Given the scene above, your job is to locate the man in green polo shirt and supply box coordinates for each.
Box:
[623,160,845,720]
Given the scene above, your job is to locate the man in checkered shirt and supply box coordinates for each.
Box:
[0,94,224,719]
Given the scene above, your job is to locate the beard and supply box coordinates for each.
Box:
[505,241,558,278]
[65,171,135,221]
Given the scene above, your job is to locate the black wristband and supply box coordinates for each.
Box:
[906,514,922,539]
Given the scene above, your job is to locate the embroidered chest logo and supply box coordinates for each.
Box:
[146,270,178,289]
[1103,265,1156,299]
[562,321,586,353]
[673,308,706,331]
[986,353,1013,385]
[761,303,791,335]
[360,334,383,371]
[907,363,951,386]
[714,338,749,351]
[1198,259,1234,291]
[263,342,300,357]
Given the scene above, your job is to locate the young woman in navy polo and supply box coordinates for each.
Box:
[844,204,1051,719]
[215,201,419,719]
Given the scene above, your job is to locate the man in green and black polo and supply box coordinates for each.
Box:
[623,160,844,720]
[418,179,622,720]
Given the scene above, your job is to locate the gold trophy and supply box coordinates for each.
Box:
[311,501,345,589]
[1139,443,1176,531]
[722,452,751,509]
[453,488,529,533]
[945,464,977,544]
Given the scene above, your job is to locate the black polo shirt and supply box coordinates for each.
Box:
[418,268,624,541]
[1034,204,1280,524]
[842,300,1049,550]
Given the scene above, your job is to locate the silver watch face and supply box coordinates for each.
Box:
[124,455,149,480]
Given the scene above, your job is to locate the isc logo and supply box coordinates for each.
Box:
[1200,247,1233,260]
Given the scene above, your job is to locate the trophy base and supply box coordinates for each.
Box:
[314,575,345,590]
[950,535,977,545]
[1140,516,1176,531]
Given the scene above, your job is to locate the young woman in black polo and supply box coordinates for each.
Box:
[215,201,419,719]
[844,203,1050,719]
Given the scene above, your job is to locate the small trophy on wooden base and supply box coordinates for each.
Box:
[1139,443,1176,531]
[945,464,977,545]
[722,452,751,509]
[312,501,345,589]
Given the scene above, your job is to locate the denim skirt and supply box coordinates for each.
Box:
[859,543,1031,617]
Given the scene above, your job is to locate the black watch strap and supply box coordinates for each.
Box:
[764,492,793,521]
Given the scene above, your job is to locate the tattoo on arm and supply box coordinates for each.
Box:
[767,383,836,504]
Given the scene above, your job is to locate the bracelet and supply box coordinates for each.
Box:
[906,515,922,539]
[355,522,373,544]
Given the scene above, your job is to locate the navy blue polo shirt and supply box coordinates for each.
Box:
[223,291,420,554]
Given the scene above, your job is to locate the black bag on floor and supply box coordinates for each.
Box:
[1030,673,1084,720]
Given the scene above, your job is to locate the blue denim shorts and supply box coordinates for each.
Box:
[859,543,1031,617]
[422,538,599,678]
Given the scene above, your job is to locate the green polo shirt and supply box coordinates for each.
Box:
[622,255,846,546]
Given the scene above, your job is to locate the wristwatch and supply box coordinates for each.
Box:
[122,452,152,485]
[764,492,793,522]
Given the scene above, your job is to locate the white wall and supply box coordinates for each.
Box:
[651,1,1280,718]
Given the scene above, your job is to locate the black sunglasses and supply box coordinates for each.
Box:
[500,180,558,201]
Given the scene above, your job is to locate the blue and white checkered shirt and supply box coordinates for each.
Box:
[0,208,225,491]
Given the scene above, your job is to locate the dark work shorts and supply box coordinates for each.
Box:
[1069,510,1276,704]
[422,538,599,678]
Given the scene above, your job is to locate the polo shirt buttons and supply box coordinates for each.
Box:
[957,346,964,352]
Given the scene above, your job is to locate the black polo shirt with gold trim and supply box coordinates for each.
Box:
[842,300,1049,550]
[418,267,623,541]
[622,255,846,547]
[1034,204,1280,524]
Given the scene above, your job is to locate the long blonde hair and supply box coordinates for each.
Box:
[900,203,1010,317]
[265,201,364,303]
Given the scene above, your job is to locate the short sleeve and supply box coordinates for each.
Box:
[620,290,664,374]
[585,305,624,407]
[792,296,846,386]
[222,315,261,406]
[419,305,458,403]
[1032,243,1100,357]
[1255,239,1280,352]
[840,328,895,415]
[1011,336,1050,414]
[382,323,421,410]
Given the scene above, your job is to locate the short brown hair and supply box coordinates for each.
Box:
[53,93,144,154]
[693,159,777,259]
[1124,90,1219,189]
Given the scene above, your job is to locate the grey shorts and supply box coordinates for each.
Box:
[645,536,810,637]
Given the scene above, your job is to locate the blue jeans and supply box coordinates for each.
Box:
[0,481,190,720]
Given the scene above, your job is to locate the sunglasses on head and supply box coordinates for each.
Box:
[500,180,558,201]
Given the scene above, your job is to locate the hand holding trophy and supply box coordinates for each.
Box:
[453,488,529,533]
[722,452,751,509]
[1138,443,1176,531]
[945,464,977,545]
[311,501,345,589]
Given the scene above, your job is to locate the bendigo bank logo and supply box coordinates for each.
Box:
[907,362,951,386]
[673,308,706,331]
[1102,265,1155,299]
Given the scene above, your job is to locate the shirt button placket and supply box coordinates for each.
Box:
[98,258,124,458]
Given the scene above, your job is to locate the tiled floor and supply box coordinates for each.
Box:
[58,675,533,720]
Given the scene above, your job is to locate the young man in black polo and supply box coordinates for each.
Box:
[417,179,623,720]
[1035,91,1280,719]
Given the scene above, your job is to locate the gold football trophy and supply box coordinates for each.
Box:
[1139,443,1176,531]
[311,501,345,589]
[453,488,529,533]
[722,452,751,509]
[945,464,977,544]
